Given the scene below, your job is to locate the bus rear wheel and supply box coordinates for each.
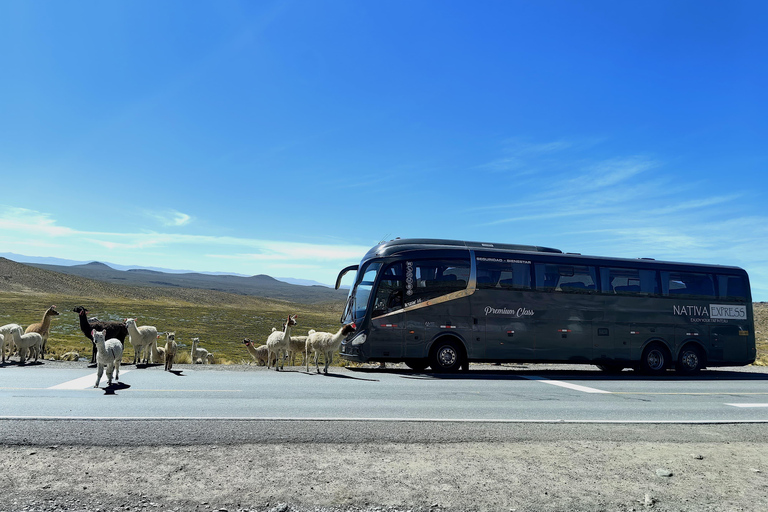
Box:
[639,343,670,375]
[429,339,464,373]
[677,345,705,375]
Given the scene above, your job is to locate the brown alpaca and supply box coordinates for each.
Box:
[24,305,60,359]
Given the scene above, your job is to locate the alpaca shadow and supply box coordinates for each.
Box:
[168,369,184,376]
[135,363,163,369]
[303,370,379,382]
[102,382,131,395]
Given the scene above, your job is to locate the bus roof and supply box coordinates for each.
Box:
[366,238,562,259]
[363,238,747,275]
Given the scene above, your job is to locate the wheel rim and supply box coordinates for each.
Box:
[680,350,699,371]
[437,345,457,368]
[646,349,665,371]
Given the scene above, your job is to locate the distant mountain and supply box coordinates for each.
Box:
[0,252,249,276]
[21,260,347,304]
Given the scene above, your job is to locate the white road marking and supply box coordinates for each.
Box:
[726,403,768,408]
[48,371,131,390]
[523,376,611,394]
[0,416,767,424]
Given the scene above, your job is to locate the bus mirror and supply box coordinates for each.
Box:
[335,265,359,290]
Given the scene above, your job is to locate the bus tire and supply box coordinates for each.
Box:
[405,359,429,372]
[677,344,705,375]
[429,339,464,373]
[639,343,670,375]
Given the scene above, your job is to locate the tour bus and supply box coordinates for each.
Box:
[334,238,755,374]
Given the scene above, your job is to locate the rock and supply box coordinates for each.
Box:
[655,468,673,477]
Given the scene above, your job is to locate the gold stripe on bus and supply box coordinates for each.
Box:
[372,286,477,320]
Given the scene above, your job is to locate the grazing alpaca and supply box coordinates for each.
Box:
[25,305,60,360]
[0,323,22,363]
[7,325,44,364]
[73,306,129,364]
[164,332,177,371]
[243,338,276,366]
[92,329,123,387]
[267,315,297,371]
[306,324,356,374]
[125,318,158,365]
[191,337,213,364]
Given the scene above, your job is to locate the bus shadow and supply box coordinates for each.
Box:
[349,367,768,382]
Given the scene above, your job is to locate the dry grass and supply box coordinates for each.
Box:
[0,291,344,366]
[753,302,767,365]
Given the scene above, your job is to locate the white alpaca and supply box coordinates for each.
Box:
[267,315,297,371]
[243,339,275,366]
[287,335,308,366]
[7,326,44,364]
[306,324,356,374]
[164,332,177,372]
[150,335,165,364]
[0,323,22,363]
[92,329,123,387]
[191,337,212,364]
[125,318,158,365]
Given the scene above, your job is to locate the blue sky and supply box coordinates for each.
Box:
[1,1,766,299]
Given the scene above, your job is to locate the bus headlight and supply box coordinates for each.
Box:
[350,332,367,346]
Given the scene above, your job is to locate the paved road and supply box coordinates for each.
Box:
[2,362,767,425]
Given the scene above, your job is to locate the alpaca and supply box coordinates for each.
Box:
[0,323,22,363]
[150,335,165,364]
[7,326,44,364]
[164,332,177,371]
[125,318,158,365]
[73,306,129,364]
[267,315,297,371]
[92,329,123,387]
[25,305,60,360]
[191,337,213,364]
[306,324,356,374]
[60,351,80,361]
[287,335,308,366]
[243,338,276,366]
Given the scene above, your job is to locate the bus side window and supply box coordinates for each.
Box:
[535,264,596,293]
[600,268,660,296]
[718,275,748,302]
[409,259,470,301]
[662,272,716,298]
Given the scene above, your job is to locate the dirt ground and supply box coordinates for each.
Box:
[3,435,768,512]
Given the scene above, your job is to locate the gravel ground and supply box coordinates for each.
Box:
[3,362,768,512]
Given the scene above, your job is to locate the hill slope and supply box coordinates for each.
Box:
[21,260,347,304]
[0,258,345,307]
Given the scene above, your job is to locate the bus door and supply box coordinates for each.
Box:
[368,262,407,359]
[710,324,745,363]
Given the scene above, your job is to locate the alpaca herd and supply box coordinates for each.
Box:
[0,305,215,371]
[1,305,356,378]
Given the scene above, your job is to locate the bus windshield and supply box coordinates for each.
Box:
[342,261,382,324]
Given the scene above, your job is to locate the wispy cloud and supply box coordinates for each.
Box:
[145,209,193,227]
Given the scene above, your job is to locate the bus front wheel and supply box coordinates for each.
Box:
[639,343,670,375]
[677,345,705,375]
[429,339,464,373]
